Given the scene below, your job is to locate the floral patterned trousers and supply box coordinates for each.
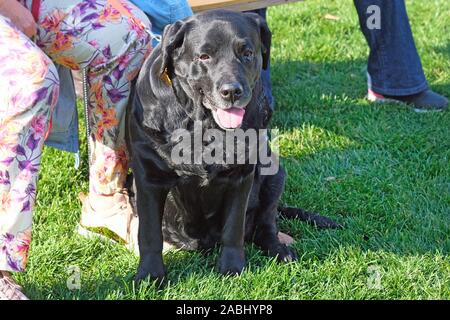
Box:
[0,0,151,272]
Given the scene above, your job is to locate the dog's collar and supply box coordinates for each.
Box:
[160,68,172,87]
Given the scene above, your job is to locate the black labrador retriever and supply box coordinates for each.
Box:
[127,10,339,283]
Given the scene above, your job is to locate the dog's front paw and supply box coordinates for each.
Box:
[217,246,245,275]
[269,244,297,263]
[135,252,166,286]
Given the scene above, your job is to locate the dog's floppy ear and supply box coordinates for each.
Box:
[159,20,189,79]
[244,13,272,70]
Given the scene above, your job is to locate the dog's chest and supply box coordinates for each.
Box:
[163,124,261,178]
[163,177,230,243]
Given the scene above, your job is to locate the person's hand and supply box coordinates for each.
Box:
[0,0,37,38]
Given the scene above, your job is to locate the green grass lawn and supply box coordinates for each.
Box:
[15,0,450,299]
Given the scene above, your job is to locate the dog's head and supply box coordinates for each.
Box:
[158,10,271,130]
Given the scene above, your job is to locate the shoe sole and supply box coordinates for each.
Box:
[368,93,445,113]
[412,107,444,113]
[77,224,119,245]
[77,224,142,256]
[77,224,176,254]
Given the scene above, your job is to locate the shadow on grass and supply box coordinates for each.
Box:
[21,248,230,299]
[433,42,450,59]
[270,58,369,104]
[268,59,450,257]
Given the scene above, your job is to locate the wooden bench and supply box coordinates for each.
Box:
[188,0,303,12]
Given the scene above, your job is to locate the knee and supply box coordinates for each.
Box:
[34,58,60,109]
[12,49,60,110]
[136,22,152,53]
[132,5,152,31]
[128,7,153,51]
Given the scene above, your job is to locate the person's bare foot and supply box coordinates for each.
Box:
[278,232,294,246]
[0,271,29,300]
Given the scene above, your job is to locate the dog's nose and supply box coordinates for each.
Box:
[220,82,243,103]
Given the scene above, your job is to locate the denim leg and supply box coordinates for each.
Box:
[131,0,193,47]
[246,8,275,110]
[354,0,428,96]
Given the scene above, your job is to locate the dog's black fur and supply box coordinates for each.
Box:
[127,10,339,283]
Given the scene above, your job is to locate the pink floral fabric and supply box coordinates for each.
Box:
[0,0,151,272]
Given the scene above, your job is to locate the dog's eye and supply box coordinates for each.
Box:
[243,49,254,59]
[199,54,210,61]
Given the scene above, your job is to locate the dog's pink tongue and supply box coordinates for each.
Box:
[215,107,245,129]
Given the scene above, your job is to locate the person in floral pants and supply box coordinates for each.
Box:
[0,0,151,299]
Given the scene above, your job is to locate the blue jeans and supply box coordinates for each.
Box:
[254,1,428,106]
[130,0,193,47]
[354,0,428,96]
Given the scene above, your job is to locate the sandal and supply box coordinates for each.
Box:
[0,271,29,300]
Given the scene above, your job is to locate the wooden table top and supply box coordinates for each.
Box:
[188,0,304,12]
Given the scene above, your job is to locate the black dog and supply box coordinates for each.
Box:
[127,10,339,283]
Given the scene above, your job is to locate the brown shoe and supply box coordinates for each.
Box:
[0,271,29,300]
[78,190,175,255]
[78,189,140,255]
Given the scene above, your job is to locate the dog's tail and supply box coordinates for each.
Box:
[278,207,343,229]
